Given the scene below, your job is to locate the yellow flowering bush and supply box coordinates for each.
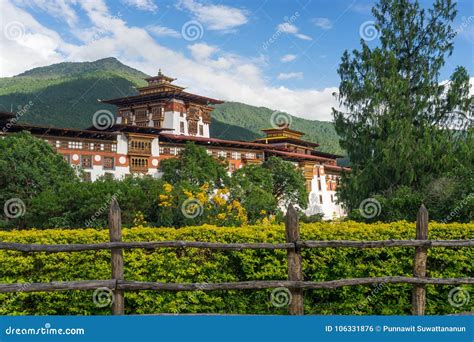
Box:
[156,182,248,227]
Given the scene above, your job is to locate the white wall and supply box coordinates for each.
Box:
[305,169,345,220]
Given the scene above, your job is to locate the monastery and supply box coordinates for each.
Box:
[0,71,350,219]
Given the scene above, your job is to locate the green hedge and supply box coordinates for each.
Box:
[0,221,472,315]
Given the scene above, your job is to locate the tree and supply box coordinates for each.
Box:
[0,132,78,228]
[230,165,278,222]
[333,0,473,220]
[262,157,308,208]
[159,142,229,188]
[230,157,308,222]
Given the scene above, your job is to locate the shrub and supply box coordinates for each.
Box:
[0,221,472,315]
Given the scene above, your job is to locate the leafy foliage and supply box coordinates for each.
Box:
[160,142,229,188]
[333,0,473,221]
[0,222,471,315]
[0,132,78,228]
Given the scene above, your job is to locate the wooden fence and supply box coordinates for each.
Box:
[0,199,473,315]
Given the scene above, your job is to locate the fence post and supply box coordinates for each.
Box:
[109,198,124,315]
[412,204,428,315]
[285,204,304,315]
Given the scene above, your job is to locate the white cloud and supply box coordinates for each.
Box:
[177,0,248,31]
[2,0,338,122]
[312,17,332,30]
[277,22,312,41]
[12,0,79,27]
[188,43,217,60]
[281,54,296,62]
[277,72,303,80]
[123,0,157,12]
[0,0,71,76]
[147,25,180,38]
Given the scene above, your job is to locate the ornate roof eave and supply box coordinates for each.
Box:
[101,91,224,106]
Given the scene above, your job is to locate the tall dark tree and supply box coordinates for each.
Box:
[0,132,78,228]
[333,0,473,220]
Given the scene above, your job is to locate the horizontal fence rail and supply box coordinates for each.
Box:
[0,200,472,316]
[1,277,474,294]
[0,240,473,253]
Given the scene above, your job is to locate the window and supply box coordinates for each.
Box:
[245,153,255,159]
[317,167,321,177]
[135,108,148,122]
[318,180,322,191]
[68,141,83,149]
[180,122,185,133]
[218,151,226,158]
[130,157,148,172]
[319,195,323,205]
[81,155,92,169]
[63,155,70,163]
[103,157,114,169]
[111,144,117,152]
[331,194,334,203]
[232,152,240,160]
[229,163,236,172]
[199,125,204,136]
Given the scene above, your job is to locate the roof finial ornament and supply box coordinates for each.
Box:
[158,68,162,76]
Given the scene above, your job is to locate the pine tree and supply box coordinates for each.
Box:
[333,0,473,219]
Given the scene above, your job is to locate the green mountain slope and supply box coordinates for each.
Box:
[211,102,343,155]
[0,58,343,154]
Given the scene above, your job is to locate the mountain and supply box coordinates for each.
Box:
[0,58,344,155]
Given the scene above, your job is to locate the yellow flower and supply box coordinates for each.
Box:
[163,183,173,193]
[259,209,267,215]
[183,190,193,199]
[159,194,169,201]
[196,192,207,204]
[217,213,226,220]
[213,195,226,207]
[200,183,209,192]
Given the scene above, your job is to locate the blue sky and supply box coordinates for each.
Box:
[1,0,473,121]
